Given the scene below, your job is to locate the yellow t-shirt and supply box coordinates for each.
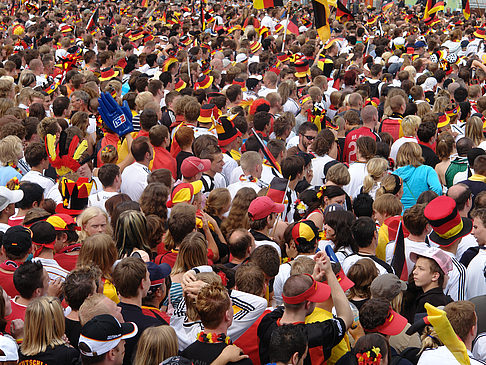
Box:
[305,307,350,365]
[103,279,119,303]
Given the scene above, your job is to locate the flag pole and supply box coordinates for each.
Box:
[281,12,290,52]
[187,54,191,86]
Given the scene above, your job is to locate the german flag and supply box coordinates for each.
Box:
[287,15,299,35]
[312,0,331,42]
[86,7,99,31]
[267,177,288,204]
[336,0,353,22]
[253,0,283,10]
[391,221,408,281]
[382,1,393,13]
[429,0,444,14]
[366,14,379,26]
[424,0,433,18]
[463,0,470,19]
[141,0,148,7]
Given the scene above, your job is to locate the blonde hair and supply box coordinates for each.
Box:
[416,102,431,119]
[70,111,90,135]
[79,293,113,325]
[171,232,208,275]
[134,326,178,365]
[363,158,388,194]
[240,151,263,173]
[77,233,117,281]
[0,135,22,165]
[326,163,351,186]
[401,115,421,136]
[373,193,402,216]
[396,142,424,167]
[419,326,442,355]
[100,144,118,164]
[135,91,155,111]
[204,188,231,217]
[77,206,111,242]
[21,297,66,356]
[375,174,402,198]
[466,116,484,146]
[432,96,449,113]
[184,272,221,321]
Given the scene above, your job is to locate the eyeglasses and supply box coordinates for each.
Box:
[303,135,315,141]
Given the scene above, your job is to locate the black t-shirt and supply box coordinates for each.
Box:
[181,340,253,365]
[176,151,194,180]
[257,306,346,365]
[119,301,168,365]
[65,318,82,350]
[18,344,80,365]
[420,144,440,169]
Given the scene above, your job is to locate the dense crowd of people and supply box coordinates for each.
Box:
[1,0,486,364]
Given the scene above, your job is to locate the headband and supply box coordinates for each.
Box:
[282,274,317,304]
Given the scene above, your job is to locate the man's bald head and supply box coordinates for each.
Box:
[349,93,363,109]
[447,183,472,215]
[361,105,378,127]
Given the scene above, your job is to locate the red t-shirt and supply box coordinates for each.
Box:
[234,309,271,365]
[152,146,177,178]
[5,298,27,335]
[343,127,378,163]
[155,251,178,268]
[54,243,82,271]
[0,260,21,297]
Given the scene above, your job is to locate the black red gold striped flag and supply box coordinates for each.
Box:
[462,0,470,19]
[429,0,444,14]
[287,15,299,35]
[312,0,330,42]
[336,0,353,22]
[267,177,288,204]
[391,221,408,281]
[253,0,283,10]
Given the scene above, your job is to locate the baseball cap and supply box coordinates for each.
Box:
[292,220,319,246]
[31,221,57,253]
[282,274,331,304]
[78,314,138,357]
[370,273,407,302]
[46,213,79,231]
[2,226,32,257]
[248,196,284,221]
[181,157,211,178]
[0,186,23,211]
[323,203,344,216]
[146,261,171,286]
[0,335,18,361]
[167,180,203,208]
[410,247,453,274]
[367,307,408,336]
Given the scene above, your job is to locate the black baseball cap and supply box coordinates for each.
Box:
[78,314,137,357]
[2,226,32,257]
[30,221,56,247]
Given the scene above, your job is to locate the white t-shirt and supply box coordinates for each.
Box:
[418,346,483,365]
[344,162,368,199]
[120,162,150,202]
[311,155,334,186]
[88,190,119,212]
[226,180,261,199]
[260,164,282,187]
[258,87,278,98]
[21,170,55,195]
[342,254,393,276]
[222,154,238,185]
[466,249,486,300]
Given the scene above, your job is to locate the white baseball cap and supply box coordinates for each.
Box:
[0,186,23,211]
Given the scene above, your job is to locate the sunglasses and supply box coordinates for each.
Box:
[303,135,315,141]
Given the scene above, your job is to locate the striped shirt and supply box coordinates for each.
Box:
[33,257,70,282]
[443,251,466,301]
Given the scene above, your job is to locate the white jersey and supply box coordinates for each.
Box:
[21,170,55,195]
[311,155,335,186]
[419,346,485,365]
[120,162,149,202]
[466,249,486,300]
[342,254,394,276]
[343,162,368,199]
[170,289,267,351]
[88,190,119,212]
[443,250,466,301]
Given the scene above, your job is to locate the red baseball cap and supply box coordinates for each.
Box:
[367,307,408,336]
[248,196,284,221]
[282,274,331,304]
[180,157,211,178]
